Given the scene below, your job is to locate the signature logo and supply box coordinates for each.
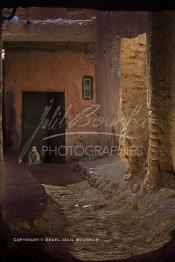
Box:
[19,98,148,164]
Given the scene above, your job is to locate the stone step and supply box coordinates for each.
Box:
[77,157,128,199]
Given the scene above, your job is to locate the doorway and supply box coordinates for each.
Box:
[21,91,65,163]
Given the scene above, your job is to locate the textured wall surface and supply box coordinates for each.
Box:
[3,9,146,44]
[3,10,148,165]
[95,12,121,148]
[170,13,175,174]
[3,19,96,43]
[4,47,97,160]
[118,33,148,177]
[94,12,147,150]
[142,12,175,191]
[3,8,96,43]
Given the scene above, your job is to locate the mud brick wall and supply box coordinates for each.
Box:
[142,12,175,191]
[95,12,147,151]
[95,12,121,149]
[118,33,148,176]
[4,45,97,160]
[3,10,147,163]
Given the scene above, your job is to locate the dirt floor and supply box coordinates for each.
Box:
[26,159,175,262]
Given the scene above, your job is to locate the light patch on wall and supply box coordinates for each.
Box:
[32,17,96,26]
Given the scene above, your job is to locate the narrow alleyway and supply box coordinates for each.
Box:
[22,159,175,262]
[1,3,175,262]
[2,155,175,261]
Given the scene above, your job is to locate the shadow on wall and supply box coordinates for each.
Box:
[4,90,18,152]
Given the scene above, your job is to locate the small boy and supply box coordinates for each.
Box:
[28,146,41,165]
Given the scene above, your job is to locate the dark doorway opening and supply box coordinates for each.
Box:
[22,91,65,163]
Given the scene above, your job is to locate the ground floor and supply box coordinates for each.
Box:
[2,154,175,262]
